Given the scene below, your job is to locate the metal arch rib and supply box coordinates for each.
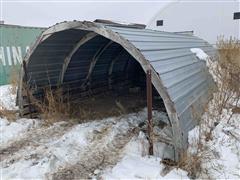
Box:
[20,21,185,161]
[108,49,124,89]
[86,24,183,160]
[58,32,97,85]
[81,40,114,89]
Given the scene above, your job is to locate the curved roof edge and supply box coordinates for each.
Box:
[18,21,216,161]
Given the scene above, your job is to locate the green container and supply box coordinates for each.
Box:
[0,24,45,85]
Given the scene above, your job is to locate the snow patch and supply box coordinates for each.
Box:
[190,48,209,61]
[1,111,149,179]
[190,48,219,83]
[188,104,240,179]
[0,118,41,146]
[101,132,189,179]
[204,112,240,179]
[0,85,18,110]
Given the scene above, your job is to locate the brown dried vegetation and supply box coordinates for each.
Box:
[178,38,240,179]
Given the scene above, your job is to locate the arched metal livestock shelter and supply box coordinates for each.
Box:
[17,21,215,161]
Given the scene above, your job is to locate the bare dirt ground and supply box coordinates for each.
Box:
[68,91,165,123]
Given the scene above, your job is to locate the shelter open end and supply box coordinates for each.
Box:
[17,21,215,161]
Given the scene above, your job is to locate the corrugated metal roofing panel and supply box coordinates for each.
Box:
[105,24,215,146]
[18,21,216,161]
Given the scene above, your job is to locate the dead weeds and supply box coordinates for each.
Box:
[178,38,240,179]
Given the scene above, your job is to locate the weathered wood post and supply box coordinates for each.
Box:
[147,69,153,155]
[23,60,33,118]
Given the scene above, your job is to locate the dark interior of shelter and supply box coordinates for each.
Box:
[24,30,167,120]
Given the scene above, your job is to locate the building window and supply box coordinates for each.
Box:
[234,12,240,20]
[156,20,163,26]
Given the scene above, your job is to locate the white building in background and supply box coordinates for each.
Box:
[147,1,240,45]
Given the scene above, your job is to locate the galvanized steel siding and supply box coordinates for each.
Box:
[18,21,216,160]
[106,25,215,137]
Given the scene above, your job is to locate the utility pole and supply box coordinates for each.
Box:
[146,69,153,155]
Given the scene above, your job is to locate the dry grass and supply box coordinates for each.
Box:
[23,85,146,125]
[211,38,240,119]
[177,122,219,179]
[198,38,240,140]
[26,87,72,124]
[0,106,17,120]
[0,99,18,120]
[9,67,19,95]
[178,38,240,178]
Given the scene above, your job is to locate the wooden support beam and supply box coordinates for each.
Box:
[23,60,33,119]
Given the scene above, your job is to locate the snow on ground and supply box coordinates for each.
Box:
[188,98,240,179]
[1,118,114,179]
[1,85,187,179]
[101,132,189,179]
[0,118,41,145]
[0,85,18,110]
[202,110,240,179]
[1,84,239,179]
[0,84,41,146]
[1,109,185,179]
[190,48,239,178]
[102,155,188,179]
